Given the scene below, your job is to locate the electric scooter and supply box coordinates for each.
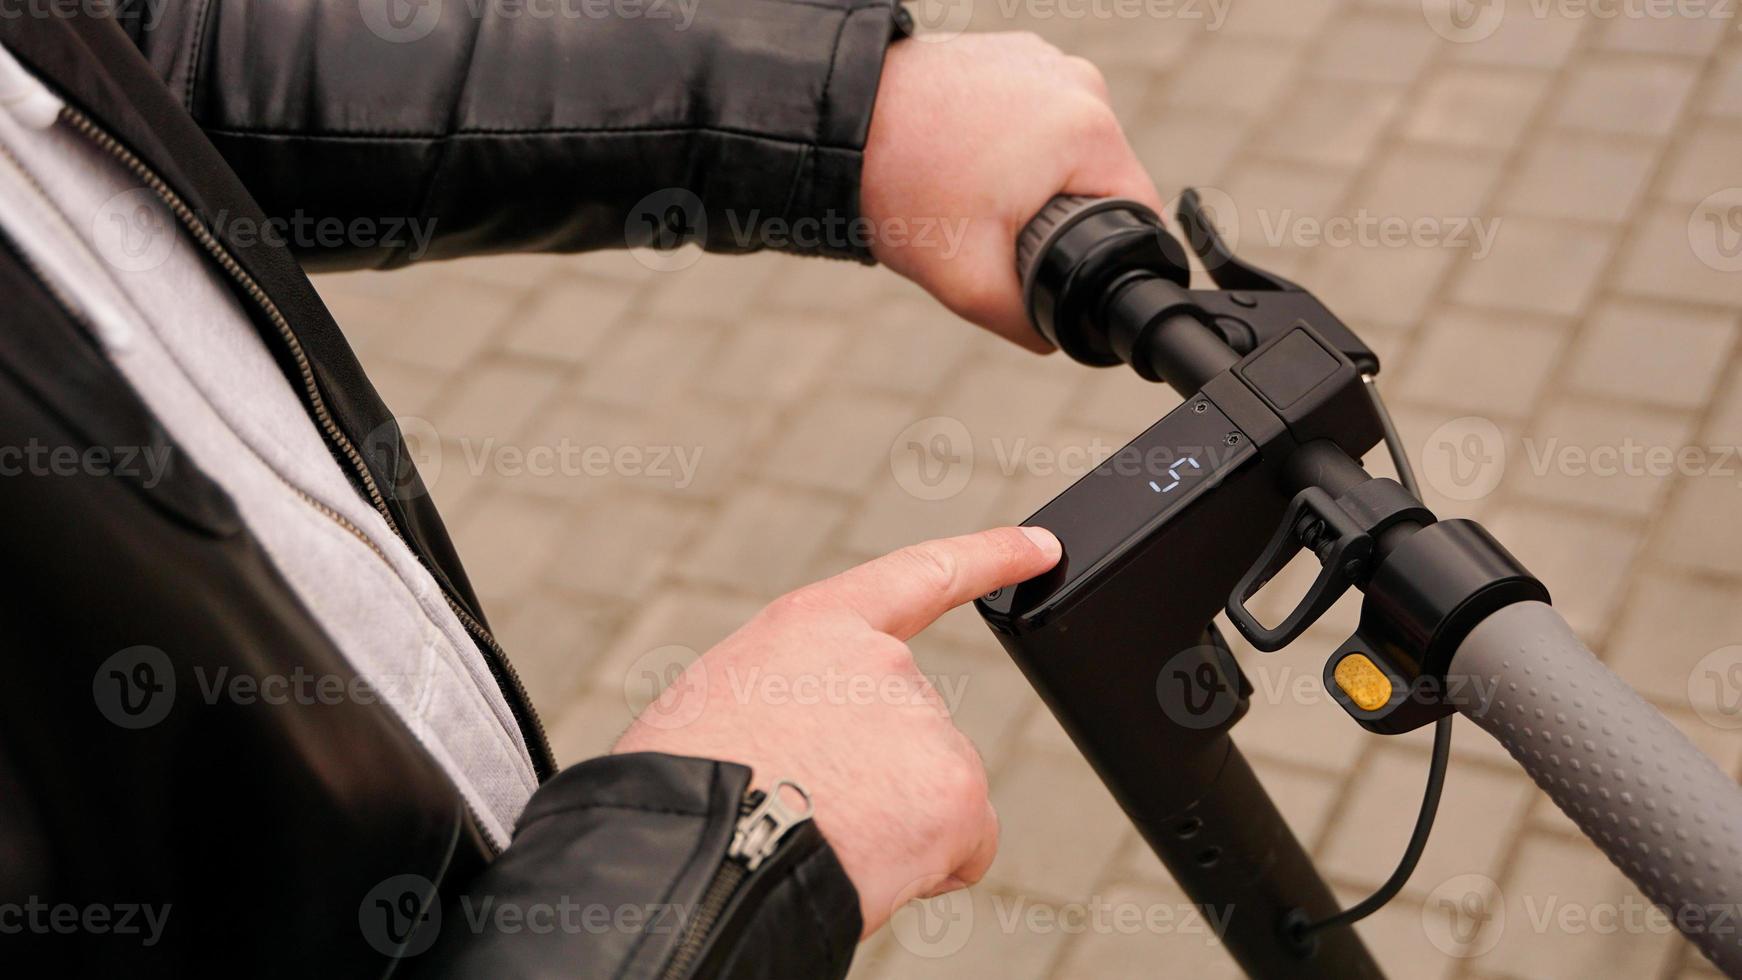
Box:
[977,192,1742,977]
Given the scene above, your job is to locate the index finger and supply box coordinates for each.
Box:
[819,527,1062,640]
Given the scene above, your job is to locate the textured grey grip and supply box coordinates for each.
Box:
[1450,601,1742,976]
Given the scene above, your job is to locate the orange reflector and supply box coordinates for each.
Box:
[1333,653,1392,711]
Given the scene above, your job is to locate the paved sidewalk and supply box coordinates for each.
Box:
[316,2,1742,976]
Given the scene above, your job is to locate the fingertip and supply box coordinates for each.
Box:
[1018,525,1062,565]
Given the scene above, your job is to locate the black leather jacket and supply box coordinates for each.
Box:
[0,3,897,975]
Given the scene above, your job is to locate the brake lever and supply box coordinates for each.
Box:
[1176,188,1305,294]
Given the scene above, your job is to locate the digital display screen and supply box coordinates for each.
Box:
[997,396,1255,620]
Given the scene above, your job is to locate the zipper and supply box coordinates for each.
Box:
[660,781,815,980]
[0,195,512,858]
[56,104,555,780]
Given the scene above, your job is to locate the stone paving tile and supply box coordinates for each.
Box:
[1404,67,1552,150]
[1450,217,1615,316]
[855,883,1071,980]
[1590,8,1731,56]
[1319,745,1534,894]
[500,278,637,363]
[983,742,1139,902]
[424,356,564,445]
[1706,49,1742,118]
[1132,110,1252,188]
[1658,127,1742,205]
[1162,37,1304,114]
[1566,298,1738,409]
[1551,56,1702,137]
[1310,14,1440,85]
[1463,833,1682,978]
[1444,0,1585,70]
[1486,502,1646,637]
[316,8,1742,977]
[1505,396,1694,516]
[1615,203,1742,307]
[1260,82,1406,168]
[1392,309,1569,417]
[547,494,701,601]
[1494,133,1660,223]
[1357,143,1507,225]
[681,485,849,595]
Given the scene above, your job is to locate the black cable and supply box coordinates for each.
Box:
[1293,379,1452,940]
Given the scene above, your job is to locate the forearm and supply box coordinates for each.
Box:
[121,0,902,269]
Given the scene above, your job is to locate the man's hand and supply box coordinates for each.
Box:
[861,33,1164,351]
[613,526,1063,938]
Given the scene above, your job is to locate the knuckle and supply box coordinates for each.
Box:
[939,748,990,813]
[1066,56,1109,97]
[898,541,962,600]
[763,585,834,623]
[866,632,918,673]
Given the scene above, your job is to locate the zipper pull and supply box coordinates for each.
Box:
[729,780,814,872]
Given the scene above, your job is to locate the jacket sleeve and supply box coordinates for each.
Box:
[406,753,863,979]
[118,0,903,270]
